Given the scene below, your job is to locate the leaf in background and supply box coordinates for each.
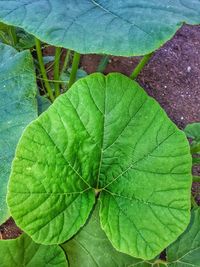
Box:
[42,56,55,65]
[15,28,35,50]
[167,208,200,267]
[0,43,37,224]
[8,73,192,260]
[184,123,200,155]
[0,233,68,267]
[185,123,200,142]
[60,68,88,83]
[37,95,51,115]
[0,1,200,55]
[62,202,153,267]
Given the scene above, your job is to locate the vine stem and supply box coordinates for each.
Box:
[62,49,72,73]
[153,259,168,266]
[97,55,109,73]
[35,38,54,102]
[193,175,200,182]
[130,52,153,80]
[10,26,17,46]
[68,52,81,88]
[54,47,62,97]
[191,195,198,208]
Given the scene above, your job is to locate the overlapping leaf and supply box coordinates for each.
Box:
[0,43,37,224]
[8,73,192,260]
[0,233,68,267]
[0,1,200,55]
[167,208,200,266]
[62,202,153,267]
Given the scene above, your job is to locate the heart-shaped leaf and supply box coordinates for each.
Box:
[167,208,200,267]
[8,73,192,260]
[0,233,68,267]
[0,43,37,224]
[0,1,200,55]
[62,202,152,267]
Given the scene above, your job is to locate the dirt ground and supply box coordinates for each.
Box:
[1,24,200,240]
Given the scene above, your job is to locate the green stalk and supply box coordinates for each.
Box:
[191,143,200,154]
[35,38,54,102]
[193,176,200,182]
[130,52,153,80]
[153,259,168,266]
[62,49,71,73]
[97,55,109,73]
[54,47,62,97]
[9,26,17,46]
[68,52,81,88]
[191,195,198,208]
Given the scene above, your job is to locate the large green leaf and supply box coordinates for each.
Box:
[8,73,192,260]
[62,202,153,267]
[0,43,37,224]
[167,208,200,267]
[0,1,200,55]
[0,233,68,267]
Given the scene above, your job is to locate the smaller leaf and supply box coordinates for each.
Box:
[62,202,152,267]
[60,68,87,83]
[37,95,51,115]
[15,28,35,50]
[43,56,55,65]
[167,208,200,267]
[193,157,200,165]
[185,123,200,142]
[0,233,68,267]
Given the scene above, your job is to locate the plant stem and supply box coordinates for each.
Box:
[193,176,200,182]
[153,259,168,266]
[191,143,200,154]
[68,52,81,88]
[54,47,62,97]
[35,38,54,102]
[130,52,153,80]
[62,49,71,73]
[97,55,109,73]
[191,195,198,208]
[9,26,17,46]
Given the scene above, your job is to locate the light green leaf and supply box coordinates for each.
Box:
[0,43,37,224]
[0,1,200,55]
[8,73,192,260]
[0,233,68,267]
[167,208,200,267]
[62,202,152,267]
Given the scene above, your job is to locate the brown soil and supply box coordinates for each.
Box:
[1,24,200,240]
[82,24,200,129]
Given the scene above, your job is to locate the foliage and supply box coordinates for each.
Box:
[167,208,200,266]
[0,233,68,267]
[0,1,200,56]
[0,1,199,266]
[8,73,192,260]
[0,43,37,224]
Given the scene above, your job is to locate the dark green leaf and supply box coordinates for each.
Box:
[0,233,68,267]
[0,1,200,55]
[0,43,37,224]
[167,208,200,267]
[37,95,51,115]
[62,202,151,267]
